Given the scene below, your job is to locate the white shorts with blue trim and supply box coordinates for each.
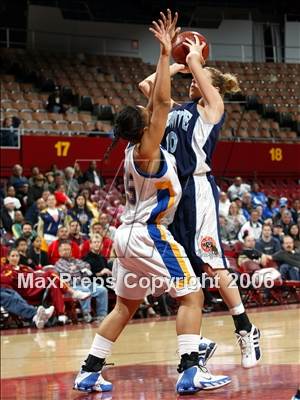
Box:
[112,223,200,300]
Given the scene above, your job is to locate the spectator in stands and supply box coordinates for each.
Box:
[279,210,293,234]
[28,236,49,269]
[21,221,37,244]
[291,199,300,224]
[45,172,55,190]
[48,226,80,265]
[67,194,94,235]
[9,164,28,189]
[54,184,72,208]
[27,174,46,207]
[15,237,34,268]
[82,222,113,259]
[74,162,84,184]
[55,241,108,323]
[227,176,250,201]
[250,182,267,207]
[238,235,265,273]
[289,224,300,250]
[238,209,262,241]
[99,212,116,240]
[0,117,19,147]
[219,215,238,245]
[262,196,277,220]
[6,185,17,199]
[68,219,88,243]
[14,181,29,213]
[25,197,47,226]
[269,236,300,281]
[83,234,112,280]
[241,192,253,220]
[48,172,65,194]
[12,211,25,239]
[28,166,41,186]
[83,161,104,188]
[80,188,99,219]
[46,86,66,113]
[0,287,54,329]
[272,223,284,243]
[273,197,289,224]
[226,201,246,237]
[64,167,80,199]
[255,224,281,255]
[37,194,65,244]
[1,197,19,233]
[219,191,231,216]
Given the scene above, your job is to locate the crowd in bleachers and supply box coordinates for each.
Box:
[0,161,299,329]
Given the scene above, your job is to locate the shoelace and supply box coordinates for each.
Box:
[236,334,252,357]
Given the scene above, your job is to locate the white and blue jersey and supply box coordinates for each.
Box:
[161,100,228,271]
[113,144,200,300]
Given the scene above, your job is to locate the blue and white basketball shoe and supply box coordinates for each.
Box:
[74,370,113,392]
[176,365,231,395]
[199,337,217,365]
[236,324,261,368]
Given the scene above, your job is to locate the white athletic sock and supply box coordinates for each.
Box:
[229,303,245,316]
[177,334,201,356]
[89,334,113,359]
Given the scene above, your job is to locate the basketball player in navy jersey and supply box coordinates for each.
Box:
[139,10,261,369]
[74,13,230,394]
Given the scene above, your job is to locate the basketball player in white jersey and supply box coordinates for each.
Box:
[74,12,230,395]
[139,10,261,369]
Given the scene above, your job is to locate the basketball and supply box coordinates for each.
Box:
[172,31,209,65]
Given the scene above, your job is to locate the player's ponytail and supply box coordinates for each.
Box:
[205,66,240,96]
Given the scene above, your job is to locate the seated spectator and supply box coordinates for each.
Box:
[74,162,84,184]
[14,181,29,213]
[272,223,284,243]
[278,210,293,234]
[9,164,28,189]
[255,224,281,255]
[21,221,37,244]
[15,237,34,268]
[99,212,117,240]
[44,171,55,190]
[227,176,250,201]
[219,215,239,245]
[273,197,289,224]
[48,226,80,264]
[54,184,72,208]
[46,86,66,113]
[83,234,112,279]
[238,235,269,273]
[28,236,49,269]
[268,236,300,281]
[83,161,104,188]
[25,197,47,226]
[250,182,267,207]
[0,117,20,147]
[6,185,17,199]
[64,167,80,199]
[262,196,278,220]
[67,194,94,235]
[80,188,99,220]
[28,166,40,186]
[55,241,108,323]
[238,209,262,241]
[1,196,20,233]
[82,222,113,259]
[68,220,89,252]
[291,199,300,223]
[48,172,65,193]
[37,194,65,244]
[12,211,25,239]
[219,191,231,217]
[227,201,246,237]
[0,287,54,329]
[241,192,253,220]
[2,248,89,324]
[289,224,300,250]
[27,174,46,207]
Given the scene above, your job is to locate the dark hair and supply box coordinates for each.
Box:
[58,240,71,249]
[15,238,27,247]
[114,106,145,143]
[22,221,33,228]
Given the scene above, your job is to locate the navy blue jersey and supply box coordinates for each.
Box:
[161,101,225,179]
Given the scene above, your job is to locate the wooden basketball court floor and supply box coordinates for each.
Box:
[1,304,299,400]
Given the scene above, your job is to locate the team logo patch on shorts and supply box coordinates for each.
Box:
[200,236,219,255]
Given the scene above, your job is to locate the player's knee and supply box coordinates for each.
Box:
[180,289,204,308]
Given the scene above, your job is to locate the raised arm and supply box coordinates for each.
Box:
[136,16,171,167]
[184,35,224,123]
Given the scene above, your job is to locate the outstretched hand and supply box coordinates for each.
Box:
[149,17,172,56]
[183,34,206,65]
[159,9,181,42]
